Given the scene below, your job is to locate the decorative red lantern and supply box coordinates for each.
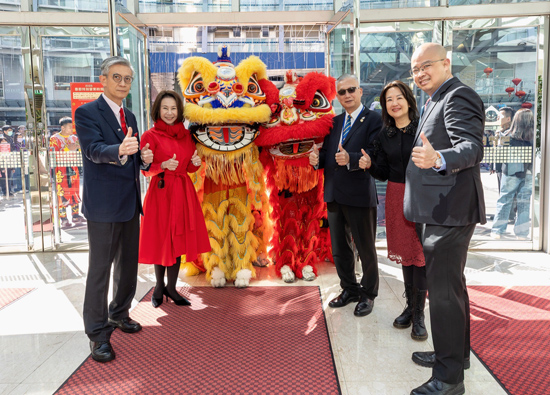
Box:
[512,78,522,86]
[483,67,493,78]
[521,102,533,109]
[505,87,515,97]
[515,90,526,99]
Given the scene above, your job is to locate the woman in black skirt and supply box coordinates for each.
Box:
[359,80,427,341]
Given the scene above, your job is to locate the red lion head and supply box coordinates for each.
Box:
[256,71,336,158]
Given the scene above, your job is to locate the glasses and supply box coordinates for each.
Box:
[410,59,445,76]
[157,172,165,189]
[111,73,134,84]
[337,87,359,96]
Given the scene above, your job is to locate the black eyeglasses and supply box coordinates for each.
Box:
[410,59,445,76]
[337,87,359,96]
[111,73,134,84]
[157,172,165,189]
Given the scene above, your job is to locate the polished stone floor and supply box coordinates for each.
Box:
[1,250,549,394]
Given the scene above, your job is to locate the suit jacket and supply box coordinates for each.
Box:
[75,95,145,223]
[319,106,382,208]
[404,77,486,226]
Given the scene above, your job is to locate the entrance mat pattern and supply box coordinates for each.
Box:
[57,286,340,394]
[469,286,550,395]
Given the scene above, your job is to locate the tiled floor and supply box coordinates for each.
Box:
[1,250,549,394]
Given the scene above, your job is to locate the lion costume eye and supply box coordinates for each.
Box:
[310,92,331,111]
[185,71,206,97]
[246,75,265,100]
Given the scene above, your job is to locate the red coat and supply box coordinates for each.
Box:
[138,120,210,266]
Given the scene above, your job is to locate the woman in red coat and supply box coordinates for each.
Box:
[139,90,210,307]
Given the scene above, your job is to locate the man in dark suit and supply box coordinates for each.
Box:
[404,43,485,395]
[75,56,153,363]
[309,74,382,317]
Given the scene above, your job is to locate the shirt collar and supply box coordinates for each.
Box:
[102,93,123,115]
[429,77,453,99]
[346,104,364,122]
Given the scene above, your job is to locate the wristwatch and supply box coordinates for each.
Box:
[434,152,443,169]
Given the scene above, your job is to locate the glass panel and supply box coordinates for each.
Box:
[329,17,353,114]
[116,14,151,199]
[35,0,127,12]
[0,27,28,252]
[0,0,20,11]
[450,0,549,5]
[148,25,325,101]
[139,0,231,13]
[39,27,110,249]
[359,21,436,239]
[446,17,544,244]
[361,0,439,9]
[240,0,333,11]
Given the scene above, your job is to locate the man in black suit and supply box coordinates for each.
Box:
[75,56,153,363]
[404,43,485,395]
[309,74,382,317]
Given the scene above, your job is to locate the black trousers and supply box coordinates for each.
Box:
[327,202,378,299]
[420,223,475,384]
[83,207,140,342]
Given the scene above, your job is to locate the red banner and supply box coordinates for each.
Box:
[70,82,104,132]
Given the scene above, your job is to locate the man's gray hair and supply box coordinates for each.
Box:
[59,116,72,126]
[337,74,360,85]
[100,56,134,77]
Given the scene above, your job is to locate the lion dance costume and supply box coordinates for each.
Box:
[178,47,273,287]
[50,132,82,226]
[255,71,336,283]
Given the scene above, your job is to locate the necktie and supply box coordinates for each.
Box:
[342,115,352,143]
[119,107,128,135]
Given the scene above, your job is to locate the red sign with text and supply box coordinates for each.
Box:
[70,82,104,132]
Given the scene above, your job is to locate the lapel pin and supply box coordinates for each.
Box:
[360,117,365,123]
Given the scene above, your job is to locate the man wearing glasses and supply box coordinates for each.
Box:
[75,56,154,363]
[309,74,382,318]
[404,43,485,395]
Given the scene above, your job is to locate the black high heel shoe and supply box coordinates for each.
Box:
[152,292,163,308]
[163,287,191,306]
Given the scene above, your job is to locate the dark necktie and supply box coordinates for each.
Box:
[342,115,352,143]
[119,107,128,135]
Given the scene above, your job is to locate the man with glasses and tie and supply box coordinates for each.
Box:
[75,56,154,363]
[404,43,485,395]
[309,74,383,317]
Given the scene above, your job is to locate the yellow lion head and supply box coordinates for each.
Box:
[178,46,272,152]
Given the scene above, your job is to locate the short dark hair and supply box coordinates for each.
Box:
[379,80,419,128]
[150,90,184,124]
[499,106,514,120]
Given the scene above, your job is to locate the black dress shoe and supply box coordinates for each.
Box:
[90,341,115,363]
[328,289,360,308]
[152,293,163,308]
[412,351,470,370]
[354,298,374,317]
[410,377,465,395]
[108,317,142,333]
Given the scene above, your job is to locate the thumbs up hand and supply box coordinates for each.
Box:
[119,126,139,156]
[359,148,372,169]
[191,150,201,167]
[335,143,349,166]
[161,154,179,171]
[309,143,320,167]
[140,142,154,165]
[411,132,438,169]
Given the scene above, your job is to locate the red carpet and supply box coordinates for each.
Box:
[0,288,34,310]
[57,286,340,394]
[469,286,550,395]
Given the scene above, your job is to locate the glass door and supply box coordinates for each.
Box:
[445,18,545,248]
[0,26,29,252]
